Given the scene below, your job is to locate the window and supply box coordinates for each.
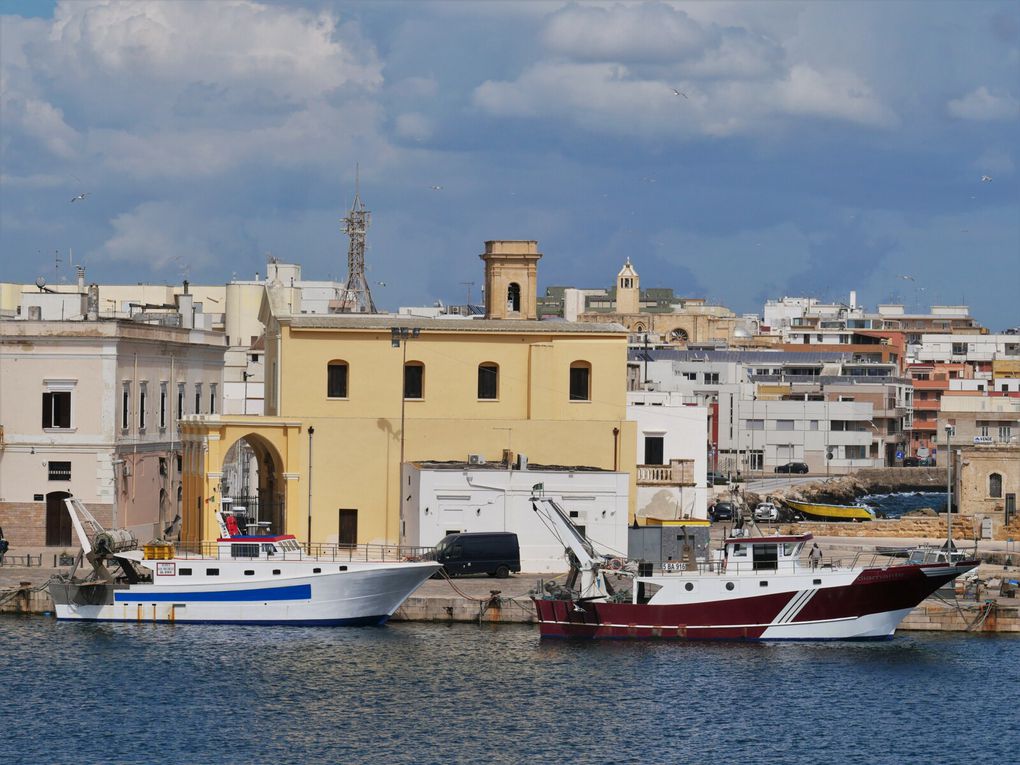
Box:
[810,420,819,431]
[404,362,424,399]
[230,544,259,558]
[138,383,147,431]
[206,568,220,576]
[209,383,217,415]
[179,568,192,576]
[999,425,1013,442]
[48,461,71,481]
[159,383,168,430]
[477,363,498,400]
[42,391,71,429]
[507,282,521,313]
[327,361,349,398]
[845,445,866,460]
[776,419,795,431]
[745,419,764,431]
[194,383,202,415]
[644,435,665,465]
[177,383,186,418]
[569,362,591,401]
[704,372,720,384]
[122,383,131,430]
[951,342,967,355]
[989,473,1002,498]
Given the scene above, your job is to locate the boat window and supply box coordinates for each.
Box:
[261,544,277,556]
[725,582,735,591]
[759,581,769,587]
[338,566,347,572]
[244,570,255,576]
[179,568,192,576]
[753,544,779,571]
[813,579,822,585]
[313,567,321,573]
[684,582,694,591]
[637,581,662,605]
[730,543,747,557]
[783,543,798,557]
[231,543,259,558]
[206,568,219,576]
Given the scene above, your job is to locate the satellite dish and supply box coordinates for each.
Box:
[35,276,47,289]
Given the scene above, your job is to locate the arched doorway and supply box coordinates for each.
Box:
[220,434,286,535]
[45,491,72,546]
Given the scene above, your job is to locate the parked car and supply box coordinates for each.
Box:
[433,532,521,578]
[706,471,729,485]
[774,462,809,474]
[902,457,920,467]
[709,501,735,522]
[753,502,779,522]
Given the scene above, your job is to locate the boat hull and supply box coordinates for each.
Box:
[784,499,873,522]
[50,563,439,626]
[533,561,976,641]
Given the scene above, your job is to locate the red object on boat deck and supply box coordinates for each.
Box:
[225,515,241,537]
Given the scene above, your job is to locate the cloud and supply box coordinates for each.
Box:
[947,86,1020,121]
[775,64,897,128]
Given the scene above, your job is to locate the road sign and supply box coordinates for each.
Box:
[895,450,904,461]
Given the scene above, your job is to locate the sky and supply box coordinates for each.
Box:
[1,0,1018,329]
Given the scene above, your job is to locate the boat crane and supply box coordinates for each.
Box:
[531,495,619,602]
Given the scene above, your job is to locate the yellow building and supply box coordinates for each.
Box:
[181,241,636,546]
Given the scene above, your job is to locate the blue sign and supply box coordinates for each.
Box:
[895,450,904,461]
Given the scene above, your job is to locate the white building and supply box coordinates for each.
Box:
[627,391,709,520]
[402,460,630,573]
[916,334,1020,364]
[0,315,225,546]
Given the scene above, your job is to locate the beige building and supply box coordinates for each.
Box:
[953,445,1018,539]
[179,241,638,548]
[575,259,752,345]
[0,316,225,546]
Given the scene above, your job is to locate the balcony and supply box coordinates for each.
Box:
[913,399,940,411]
[912,379,949,390]
[637,459,696,487]
[909,420,938,431]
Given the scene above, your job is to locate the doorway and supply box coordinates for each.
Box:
[338,509,358,547]
[45,491,73,547]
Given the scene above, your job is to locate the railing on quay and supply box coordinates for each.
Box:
[172,541,437,563]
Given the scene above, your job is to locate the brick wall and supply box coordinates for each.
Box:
[0,501,113,547]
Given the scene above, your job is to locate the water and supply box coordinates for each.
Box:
[861,491,947,519]
[1,618,1017,765]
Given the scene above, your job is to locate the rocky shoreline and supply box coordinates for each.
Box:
[743,467,947,509]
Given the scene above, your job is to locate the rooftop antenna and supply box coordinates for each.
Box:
[335,164,377,313]
[54,249,62,283]
[460,281,475,306]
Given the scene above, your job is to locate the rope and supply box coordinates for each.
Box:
[0,577,59,607]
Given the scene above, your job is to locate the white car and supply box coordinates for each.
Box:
[753,502,779,522]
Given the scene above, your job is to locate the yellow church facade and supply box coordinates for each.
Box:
[180,241,636,546]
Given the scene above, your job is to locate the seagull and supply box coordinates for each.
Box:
[898,275,914,281]
[672,88,688,99]
[429,185,443,191]
[980,175,992,182]
[70,193,88,203]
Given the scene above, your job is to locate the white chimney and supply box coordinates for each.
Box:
[849,290,857,309]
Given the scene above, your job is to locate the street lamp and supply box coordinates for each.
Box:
[392,326,420,544]
[945,424,954,555]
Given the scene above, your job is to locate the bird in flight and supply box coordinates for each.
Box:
[898,274,914,281]
[70,192,88,203]
[672,88,688,99]
[429,185,443,191]
[980,175,992,182]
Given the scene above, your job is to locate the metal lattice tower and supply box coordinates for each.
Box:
[335,169,377,313]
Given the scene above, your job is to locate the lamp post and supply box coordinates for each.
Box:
[392,326,420,545]
[945,424,953,554]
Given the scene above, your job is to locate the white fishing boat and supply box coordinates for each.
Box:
[49,498,440,626]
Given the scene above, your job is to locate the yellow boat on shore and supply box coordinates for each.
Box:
[783,498,875,522]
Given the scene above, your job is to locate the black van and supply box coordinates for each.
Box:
[434,532,521,578]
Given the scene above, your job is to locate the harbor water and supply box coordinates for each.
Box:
[861,490,948,518]
[1,617,1017,765]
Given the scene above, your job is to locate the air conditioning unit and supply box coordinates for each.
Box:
[468,454,486,465]
[515,454,528,471]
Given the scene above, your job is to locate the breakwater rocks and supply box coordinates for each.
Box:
[747,467,945,508]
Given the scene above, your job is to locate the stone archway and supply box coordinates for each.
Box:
[220,433,286,535]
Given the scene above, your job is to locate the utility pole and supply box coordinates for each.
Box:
[392,326,420,544]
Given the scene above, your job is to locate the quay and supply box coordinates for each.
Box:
[3,533,1018,633]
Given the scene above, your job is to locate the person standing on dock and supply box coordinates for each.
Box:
[809,543,822,570]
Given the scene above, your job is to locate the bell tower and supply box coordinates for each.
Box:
[616,258,640,314]
[480,240,542,320]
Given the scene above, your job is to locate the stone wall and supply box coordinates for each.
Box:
[0,501,113,547]
[779,518,947,538]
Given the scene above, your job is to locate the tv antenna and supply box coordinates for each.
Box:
[335,164,377,313]
[460,281,475,306]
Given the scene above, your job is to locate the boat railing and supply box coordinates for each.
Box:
[172,541,436,563]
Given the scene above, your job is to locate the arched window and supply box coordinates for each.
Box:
[989,473,1002,498]
[327,360,348,398]
[404,361,425,399]
[478,363,499,400]
[569,361,591,401]
[507,282,521,313]
[670,328,689,344]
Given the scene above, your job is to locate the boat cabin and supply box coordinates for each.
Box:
[722,533,813,573]
[214,535,302,560]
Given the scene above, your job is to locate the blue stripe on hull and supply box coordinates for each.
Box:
[56,614,390,627]
[114,584,311,603]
